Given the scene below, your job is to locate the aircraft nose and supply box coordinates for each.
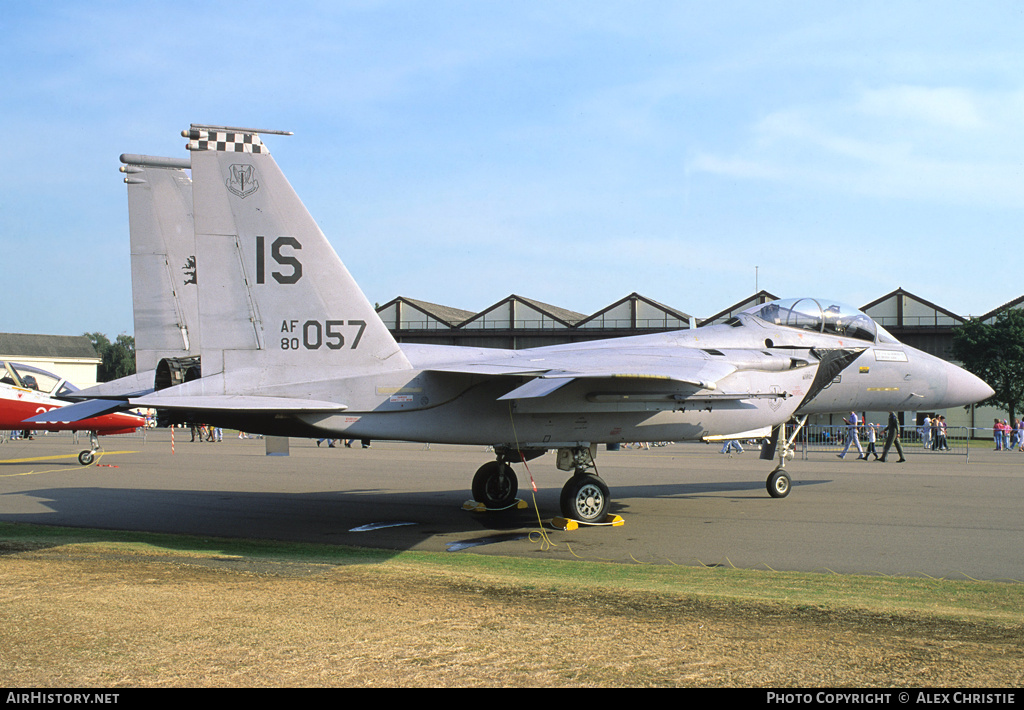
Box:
[945,364,994,407]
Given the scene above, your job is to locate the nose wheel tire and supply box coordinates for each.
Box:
[560,474,610,523]
[766,470,791,498]
[471,461,519,509]
[78,450,95,466]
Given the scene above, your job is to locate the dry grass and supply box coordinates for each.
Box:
[1,541,1022,688]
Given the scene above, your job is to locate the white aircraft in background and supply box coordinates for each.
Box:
[33,125,993,523]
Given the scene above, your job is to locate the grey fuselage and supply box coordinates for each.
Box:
[191,310,985,450]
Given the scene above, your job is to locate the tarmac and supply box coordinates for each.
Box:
[0,429,1021,582]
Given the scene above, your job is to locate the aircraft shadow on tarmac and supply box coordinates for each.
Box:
[613,478,831,501]
[0,477,832,557]
[1,485,548,558]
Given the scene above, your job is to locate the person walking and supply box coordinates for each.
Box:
[863,421,880,461]
[720,439,743,454]
[838,411,864,459]
[936,416,949,451]
[878,411,906,463]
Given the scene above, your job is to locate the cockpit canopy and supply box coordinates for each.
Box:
[0,361,80,397]
[744,298,879,343]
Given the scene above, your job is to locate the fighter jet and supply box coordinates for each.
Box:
[1,360,144,464]
[34,125,994,521]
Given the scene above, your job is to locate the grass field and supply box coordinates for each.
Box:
[1,522,1021,687]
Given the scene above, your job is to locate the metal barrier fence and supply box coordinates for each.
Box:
[793,424,970,461]
[0,428,149,445]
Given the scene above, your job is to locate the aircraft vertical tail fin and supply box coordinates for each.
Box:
[185,125,410,382]
[119,154,199,373]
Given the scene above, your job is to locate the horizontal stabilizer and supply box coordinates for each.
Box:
[130,394,348,413]
[71,371,156,400]
[24,399,127,424]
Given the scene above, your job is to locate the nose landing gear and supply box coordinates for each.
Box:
[78,431,100,466]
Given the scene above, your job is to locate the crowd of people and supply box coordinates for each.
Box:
[836,411,911,462]
[992,418,1024,451]
[189,423,222,442]
[916,414,951,452]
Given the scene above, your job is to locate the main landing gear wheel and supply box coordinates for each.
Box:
[471,460,519,509]
[560,474,610,523]
[766,470,791,498]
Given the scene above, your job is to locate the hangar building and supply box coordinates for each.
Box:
[0,333,102,389]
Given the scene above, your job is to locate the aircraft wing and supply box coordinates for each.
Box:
[423,349,743,400]
[23,398,129,424]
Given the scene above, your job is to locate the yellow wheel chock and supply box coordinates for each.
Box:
[462,499,529,513]
[551,514,624,531]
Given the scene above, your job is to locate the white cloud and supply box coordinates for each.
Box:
[856,85,987,130]
[690,85,1024,208]
[688,154,782,181]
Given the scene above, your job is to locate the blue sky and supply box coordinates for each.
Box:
[3,1,1023,337]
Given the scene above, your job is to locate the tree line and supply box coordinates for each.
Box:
[951,309,1024,423]
[83,332,136,382]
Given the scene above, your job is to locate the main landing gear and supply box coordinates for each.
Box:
[471,429,800,523]
[471,445,611,523]
[471,459,519,510]
[555,445,609,524]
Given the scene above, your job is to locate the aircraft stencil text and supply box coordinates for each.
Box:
[280,319,366,350]
[256,235,302,285]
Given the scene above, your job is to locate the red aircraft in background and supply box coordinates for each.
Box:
[1,360,144,464]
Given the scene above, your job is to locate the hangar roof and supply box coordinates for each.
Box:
[375,288,1004,334]
[980,294,1024,324]
[377,297,476,330]
[861,288,965,328]
[699,290,779,327]
[576,292,692,330]
[459,295,587,330]
[0,333,100,362]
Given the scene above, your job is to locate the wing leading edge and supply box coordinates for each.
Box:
[421,346,815,401]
